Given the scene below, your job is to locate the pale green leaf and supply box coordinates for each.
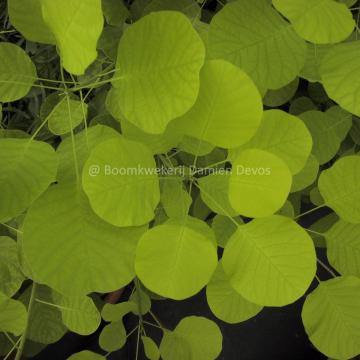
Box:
[41,0,104,75]
[0,43,36,102]
[101,301,137,322]
[178,136,214,157]
[142,336,160,360]
[0,138,57,222]
[229,110,313,175]
[47,96,88,136]
[52,292,101,335]
[8,0,55,43]
[326,220,360,277]
[135,217,218,300]
[176,60,263,148]
[229,149,292,218]
[319,155,360,223]
[208,0,306,91]
[160,316,222,360]
[22,183,147,295]
[82,137,160,227]
[0,236,25,297]
[223,215,316,306]
[272,0,354,44]
[57,125,119,184]
[302,276,360,359]
[320,41,360,117]
[110,11,205,134]
[0,291,27,336]
[206,262,262,324]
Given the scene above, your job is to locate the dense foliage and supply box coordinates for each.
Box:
[1,0,360,359]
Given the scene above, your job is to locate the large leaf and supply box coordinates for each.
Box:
[318,155,360,223]
[229,149,292,218]
[302,276,360,359]
[0,236,25,297]
[82,137,160,227]
[22,183,146,295]
[52,292,101,335]
[222,215,316,306]
[0,138,57,222]
[320,41,360,117]
[272,0,354,44]
[57,125,119,184]
[160,316,222,360]
[299,108,352,164]
[109,11,205,134]
[208,0,306,91]
[176,59,263,148]
[135,217,218,300]
[0,291,27,336]
[326,220,360,277]
[229,110,313,175]
[0,43,36,102]
[8,0,55,43]
[41,0,104,75]
[206,262,262,324]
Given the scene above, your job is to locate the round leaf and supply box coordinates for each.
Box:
[68,351,105,360]
[222,215,316,306]
[229,149,292,218]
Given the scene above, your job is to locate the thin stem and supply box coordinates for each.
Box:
[143,321,162,330]
[15,283,37,360]
[149,310,164,330]
[127,325,140,338]
[317,258,337,278]
[305,228,324,237]
[4,337,21,360]
[294,205,325,220]
[135,321,141,360]
[4,332,16,346]
[0,222,23,234]
[315,274,321,283]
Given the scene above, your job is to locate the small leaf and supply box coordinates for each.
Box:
[142,336,160,360]
[99,320,126,352]
[129,287,151,315]
[135,217,218,300]
[222,215,316,306]
[302,276,360,359]
[211,215,243,248]
[291,154,319,193]
[229,149,292,218]
[0,43,37,102]
[160,316,222,360]
[101,301,137,322]
[68,350,105,360]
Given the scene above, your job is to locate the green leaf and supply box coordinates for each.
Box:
[176,60,263,148]
[102,0,129,26]
[135,217,218,300]
[178,136,214,157]
[57,125,119,184]
[206,262,262,324]
[209,0,306,91]
[302,276,360,359]
[99,320,126,352]
[318,155,360,223]
[8,0,55,43]
[129,287,151,315]
[211,215,243,248]
[101,301,137,322]
[272,0,354,44]
[143,0,200,19]
[82,137,160,227]
[52,292,101,335]
[229,149,292,218]
[109,11,205,134]
[0,43,37,102]
[161,180,192,219]
[47,95,88,136]
[263,78,299,107]
[22,183,147,295]
[41,0,104,75]
[199,172,238,216]
[223,215,316,306]
[0,236,25,297]
[142,336,160,360]
[20,285,67,344]
[320,41,360,117]
[289,96,316,116]
[229,110,313,175]
[326,220,360,277]
[291,154,319,193]
[0,138,57,222]
[0,291,27,336]
[68,350,105,360]
[299,108,352,164]
[160,316,222,360]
